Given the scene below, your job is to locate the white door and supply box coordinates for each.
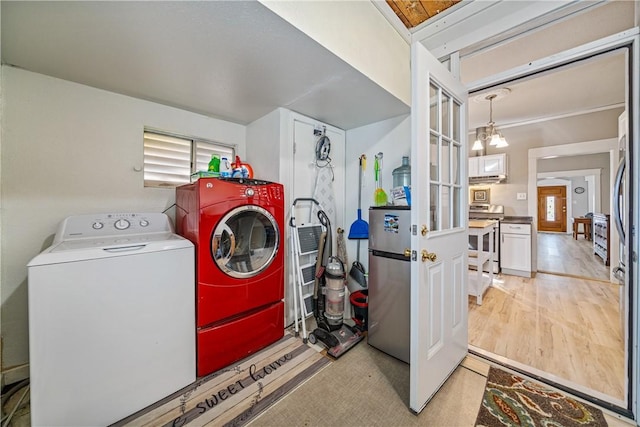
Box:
[410,42,469,413]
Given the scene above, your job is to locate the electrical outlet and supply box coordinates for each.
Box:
[517,192,527,200]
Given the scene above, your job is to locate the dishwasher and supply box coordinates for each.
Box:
[367,206,411,363]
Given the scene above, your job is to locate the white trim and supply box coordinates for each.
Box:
[498,103,625,130]
[416,1,597,60]
[530,140,619,283]
[370,0,411,43]
[537,169,603,232]
[468,28,640,92]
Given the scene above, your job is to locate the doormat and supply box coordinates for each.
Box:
[475,367,608,427]
[113,333,330,427]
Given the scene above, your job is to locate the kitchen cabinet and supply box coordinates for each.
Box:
[469,153,507,177]
[500,222,532,277]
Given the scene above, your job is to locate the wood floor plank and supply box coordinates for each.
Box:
[537,232,610,281]
[469,233,626,400]
[468,260,624,401]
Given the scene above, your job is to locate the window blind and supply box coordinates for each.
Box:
[143,131,234,188]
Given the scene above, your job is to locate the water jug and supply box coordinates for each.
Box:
[392,156,411,188]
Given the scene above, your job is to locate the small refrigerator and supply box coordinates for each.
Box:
[368,206,411,363]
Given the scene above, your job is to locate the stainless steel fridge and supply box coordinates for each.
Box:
[367,206,411,363]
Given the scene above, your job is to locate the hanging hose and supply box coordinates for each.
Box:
[317,209,332,265]
[336,228,348,270]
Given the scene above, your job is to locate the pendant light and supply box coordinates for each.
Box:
[473,93,509,150]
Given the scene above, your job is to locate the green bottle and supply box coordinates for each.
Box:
[208,154,220,172]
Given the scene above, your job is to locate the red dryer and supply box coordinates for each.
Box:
[176,177,285,377]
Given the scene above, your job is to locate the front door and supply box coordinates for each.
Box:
[537,186,567,232]
[410,42,468,413]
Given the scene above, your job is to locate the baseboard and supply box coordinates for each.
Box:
[501,268,532,278]
[1,363,29,388]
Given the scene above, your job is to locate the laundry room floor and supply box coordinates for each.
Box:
[248,322,632,427]
[4,324,633,426]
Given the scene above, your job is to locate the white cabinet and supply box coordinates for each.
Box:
[468,157,479,177]
[469,153,507,177]
[500,222,532,277]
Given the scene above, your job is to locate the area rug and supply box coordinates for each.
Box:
[475,367,608,427]
[113,333,331,427]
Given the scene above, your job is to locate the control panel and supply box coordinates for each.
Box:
[54,212,173,242]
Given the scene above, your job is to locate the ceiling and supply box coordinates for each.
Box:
[386,0,462,29]
[468,50,625,132]
[1,1,409,130]
[1,1,626,136]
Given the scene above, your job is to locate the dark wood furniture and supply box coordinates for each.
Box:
[592,213,610,266]
[572,217,592,240]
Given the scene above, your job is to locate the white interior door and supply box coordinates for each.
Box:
[410,41,468,413]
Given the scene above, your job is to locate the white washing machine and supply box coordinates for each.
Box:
[27,212,195,426]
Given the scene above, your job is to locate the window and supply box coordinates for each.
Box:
[143,131,234,187]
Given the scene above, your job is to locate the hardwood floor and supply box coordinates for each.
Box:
[537,231,610,281]
[468,271,624,402]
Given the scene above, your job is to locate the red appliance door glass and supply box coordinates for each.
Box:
[211,205,279,278]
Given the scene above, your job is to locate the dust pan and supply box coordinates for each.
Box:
[348,209,368,239]
[348,155,369,239]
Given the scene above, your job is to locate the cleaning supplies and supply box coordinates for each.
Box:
[219,157,232,177]
[348,154,368,291]
[208,154,220,173]
[348,155,369,239]
[374,152,388,206]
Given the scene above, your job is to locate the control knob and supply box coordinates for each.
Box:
[114,219,130,230]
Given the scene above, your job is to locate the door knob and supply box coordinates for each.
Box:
[404,248,412,257]
[421,225,428,236]
[421,249,437,262]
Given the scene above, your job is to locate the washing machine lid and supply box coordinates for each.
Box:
[28,232,193,266]
[28,213,193,266]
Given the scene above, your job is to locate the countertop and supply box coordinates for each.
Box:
[501,216,534,224]
[468,220,498,229]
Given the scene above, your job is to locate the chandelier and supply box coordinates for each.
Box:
[472,94,508,150]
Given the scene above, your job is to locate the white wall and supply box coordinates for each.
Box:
[344,114,411,282]
[1,66,246,383]
[247,109,347,328]
[260,0,410,106]
[461,1,636,85]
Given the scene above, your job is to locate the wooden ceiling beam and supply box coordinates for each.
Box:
[387,0,461,29]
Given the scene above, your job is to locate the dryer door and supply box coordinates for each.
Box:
[211,205,279,278]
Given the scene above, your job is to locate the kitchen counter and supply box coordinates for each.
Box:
[469,219,498,229]
[501,216,534,224]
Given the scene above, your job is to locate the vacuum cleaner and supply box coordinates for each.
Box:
[308,211,364,358]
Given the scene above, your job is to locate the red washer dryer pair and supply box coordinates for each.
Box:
[176,177,285,377]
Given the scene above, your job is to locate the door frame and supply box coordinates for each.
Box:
[531,141,617,275]
[537,168,603,231]
[466,28,639,417]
